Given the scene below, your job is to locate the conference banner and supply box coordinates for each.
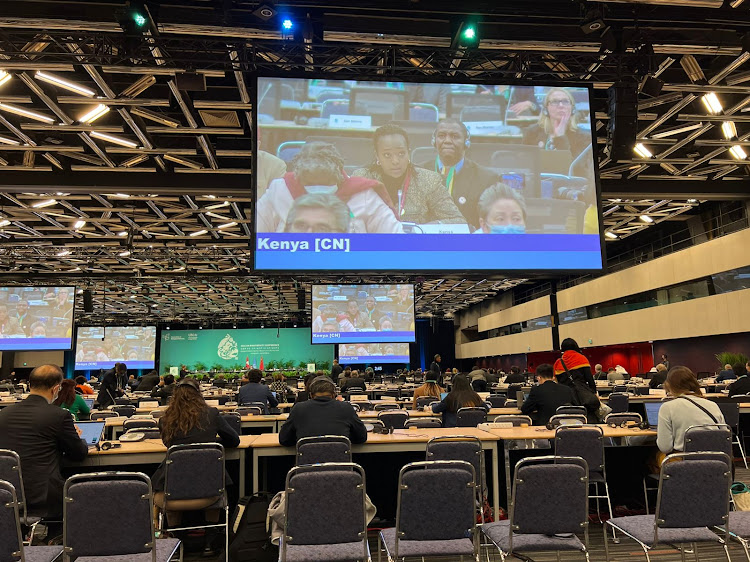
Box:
[159,328,333,372]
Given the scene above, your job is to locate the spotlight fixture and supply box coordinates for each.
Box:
[0,102,55,123]
[729,145,747,160]
[90,131,139,148]
[79,104,110,124]
[605,231,618,239]
[639,74,664,98]
[456,20,480,48]
[282,18,294,31]
[680,55,706,84]
[580,8,606,35]
[633,143,653,158]
[32,199,57,209]
[640,215,654,223]
[0,70,11,88]
[34,71,96,97]
[701,92,723,114]
[73,220,86,229]
[722,121,737,140]
[253,2,278,20]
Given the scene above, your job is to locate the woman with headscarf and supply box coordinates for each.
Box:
[522,87,591,160]
[256,141,403,234]
[553,338,596,393]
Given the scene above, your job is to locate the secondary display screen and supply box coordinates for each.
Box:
[339,343,410,364]
[312,284,415,344]
[0,286,75,350]
[255,77,602,272]
[75,326,156,370]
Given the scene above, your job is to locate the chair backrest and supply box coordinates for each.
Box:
[374,403,400,411]
[123,418,158,432]
[220,412,242,435]
[554,425,605,476]
[608,393,629,414]
[556,405,587,416]
[236,406,263,416]
[349,402,361,412]
[405,418,442,428]
[426,436,482,484]
[164,444,225,501]
[150,410,165,419]
[548,414,587,427]
[604,412,642,426]
[511,456,588,539]
[396,461,476,548]
[114,398,133,406]
[471,379,488,393]
[0,449,28,520]
[683,424,733,464]
[717,402,740,429]
[655,452,731,535]
[111,405,136,418]
[456,407,487,427]
[296,436,352,465]
[91,410,119,420]
[0,479,24,562]
[283,463,367,559]
[415,396,439,409]
[411,146,437,166]
[276,140,305,163]
[612,384,628,393]
[409,102,439,122]
[493,415,532,426]
[378,410,409,429]
[487,395,507,408]
[320,99,349,119]
[64,472,155,559]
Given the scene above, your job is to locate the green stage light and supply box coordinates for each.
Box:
[133,12,147,27]
[463,27,476,40]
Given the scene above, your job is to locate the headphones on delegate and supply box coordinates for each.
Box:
[431,121,471,150]
[97,441,122,451]
[372,425,394,435]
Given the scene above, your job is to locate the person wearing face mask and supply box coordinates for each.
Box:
[522,87,590,160]
[474,183,527,235]
[353,123,467,225]
[0,365,88,521]
[256,141,403,234]
[416,119,500,229]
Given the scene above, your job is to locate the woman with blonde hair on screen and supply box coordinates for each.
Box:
[522,87,590,160]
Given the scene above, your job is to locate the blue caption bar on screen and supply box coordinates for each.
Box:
[256,233,602,271]
[313,331,413,343]
[0,338,71,351]
[341,355,410,363]
[75,361,155,370]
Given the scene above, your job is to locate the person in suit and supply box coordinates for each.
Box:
[717,364,736,383]
[340,370,367,393]
[151,374,176,405]
[96,362,126,409]
[136,369,160,392]
[430,354,443,385]
[504,366,526,385]
[14,299,34,336]
[330,359,343,381]
[279,376,367,446]
[0,365,88,519]
[417,119,500,229]
[152,378,239,555]
[649,364,668,389]
[521,364,575,426]
[237,368,278,413]
[728,363,750,397]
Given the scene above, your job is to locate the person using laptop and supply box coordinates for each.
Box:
[656,366,724,462]
[521,363,575,426]
[53,379,91,421]
[0,364,88,523]
[431,374,489,427]
[412,376,445,409]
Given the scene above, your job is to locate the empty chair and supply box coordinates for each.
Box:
[447,92,505,118]
[281,463,370,561]
[111,404,136,418]
[548,414,587,427]
[0,479,62,562]
[409,102,438,122]
[405,418,442,428]
[556,405,587,416]
[316,88,346,103]
[415,396,439,409]
[236,406,264,416]
[220,412,242,435]
[487,395,507,408]
[493,414,533,426]
[114,397,133,406]
[426,436,486,521]
[349,86,408,124]
[612,384,628,394]
[608,392,629,414]
[90,410,119,421]
[276,140,305,163]
[456,407,487,427]
[349,402,361,412]
[352,401,373,411]
[374,403,400,411]
[0,449,41,539]
[378,410,409,429]
[605,412,642,426]
[482,456,590,560]
[296,436,352,465]
[684,424,733,465]
[460,105,504,122]
[378,460,478,560]
[63,472,181,561]
[718,402,747,468]
[410,146,437,167]
[555,425,614,533]
[320,99,349,119]
[605,452,732,562]
[123,418,158,433]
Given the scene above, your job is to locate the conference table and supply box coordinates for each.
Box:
[250,427,503,519]
[68,435,256,497]
[105,414,283,439]
[483,423,658,502]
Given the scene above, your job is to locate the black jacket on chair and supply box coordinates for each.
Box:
[0,394,88,517]
[278,397,367,446]
[521,380,575,427]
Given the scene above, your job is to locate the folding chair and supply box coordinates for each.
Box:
[718,402,748,468]
[220,411,242,435]
[493,415,532,426]
[456,407,487,427]
[415,396,440,409]
[236,406,263,416]
[487,395,507,408]
[374,403,400,411]
[556,405,588,416]
[548,414,587,427]
[296,436,352,465]
[90,410,119,421]
[378,410,409,429]
[0,479,62,562]
[0,450,41,543]
[608,392,629,414]
[405,418,442,428]
[111,405,136,418]
[123,418,159,433]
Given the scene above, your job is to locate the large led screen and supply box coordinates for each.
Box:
[75,326,156,370]
[312,284,414,344]
[0,286,75,350]
[255,78,602,271]
[339,343,410,364]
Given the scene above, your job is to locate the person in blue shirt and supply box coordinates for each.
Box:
[238,368,278,413]
[717,364,736,383]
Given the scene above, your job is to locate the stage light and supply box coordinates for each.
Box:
[730,145,747,160]
[722,121,737,140]
[640,215,654,223]
[35,71,96,97]
[133,12,147,27]
[0,70,11,88]
[701,92,723,114]
[0,102,55,123]
[282,18,294,31]
[634,143,653,158]
[79,104,110,124]
[461,25,478,46]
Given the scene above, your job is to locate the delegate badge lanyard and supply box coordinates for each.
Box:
[398,169,411,217]
[434,156,455,196]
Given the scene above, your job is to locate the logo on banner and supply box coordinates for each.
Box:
[217,334,238,360]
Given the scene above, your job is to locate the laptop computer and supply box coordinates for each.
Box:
[76,420,106,447]
[83,397,95,410]
[440,392,449,400]
[644,402,664,428]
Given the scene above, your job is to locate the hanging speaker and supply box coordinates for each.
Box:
[83,289,94,313]
[297,289,306,310]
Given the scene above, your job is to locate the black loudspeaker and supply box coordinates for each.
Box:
[174,72,206,92]
[607,83,638,161]
[297,289,306,310]
[83,289,94,313]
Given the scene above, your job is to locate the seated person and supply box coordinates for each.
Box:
[279,376,367,445]
[53,379,91,421]
[649,363,668,389]
[473,183,526,234]
[237,368,278,413]
[717,364,736,383]
[504,366,526,385]
[284,192,350,234]
[607,367,625,384]
[593,364,605,380]
[431,374,489,428]
[728,362,750,397]
[340,370,367,393]
[521,364,574,426]
[345,298,375,330]
[151,374,177,405]
[75,375,95,395]
[412,377,445,408]
[269,373,291,395]
[522,87,590,160]
[256,141,403,234]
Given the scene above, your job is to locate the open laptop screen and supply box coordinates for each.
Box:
[76,420,105,446]
[645,402,664,427]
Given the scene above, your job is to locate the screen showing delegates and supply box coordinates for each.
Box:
[339,343,410,365]
[75,326,156,370]
[255,77,602,272]
[312,284,414,344]
[0,286,75,350]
